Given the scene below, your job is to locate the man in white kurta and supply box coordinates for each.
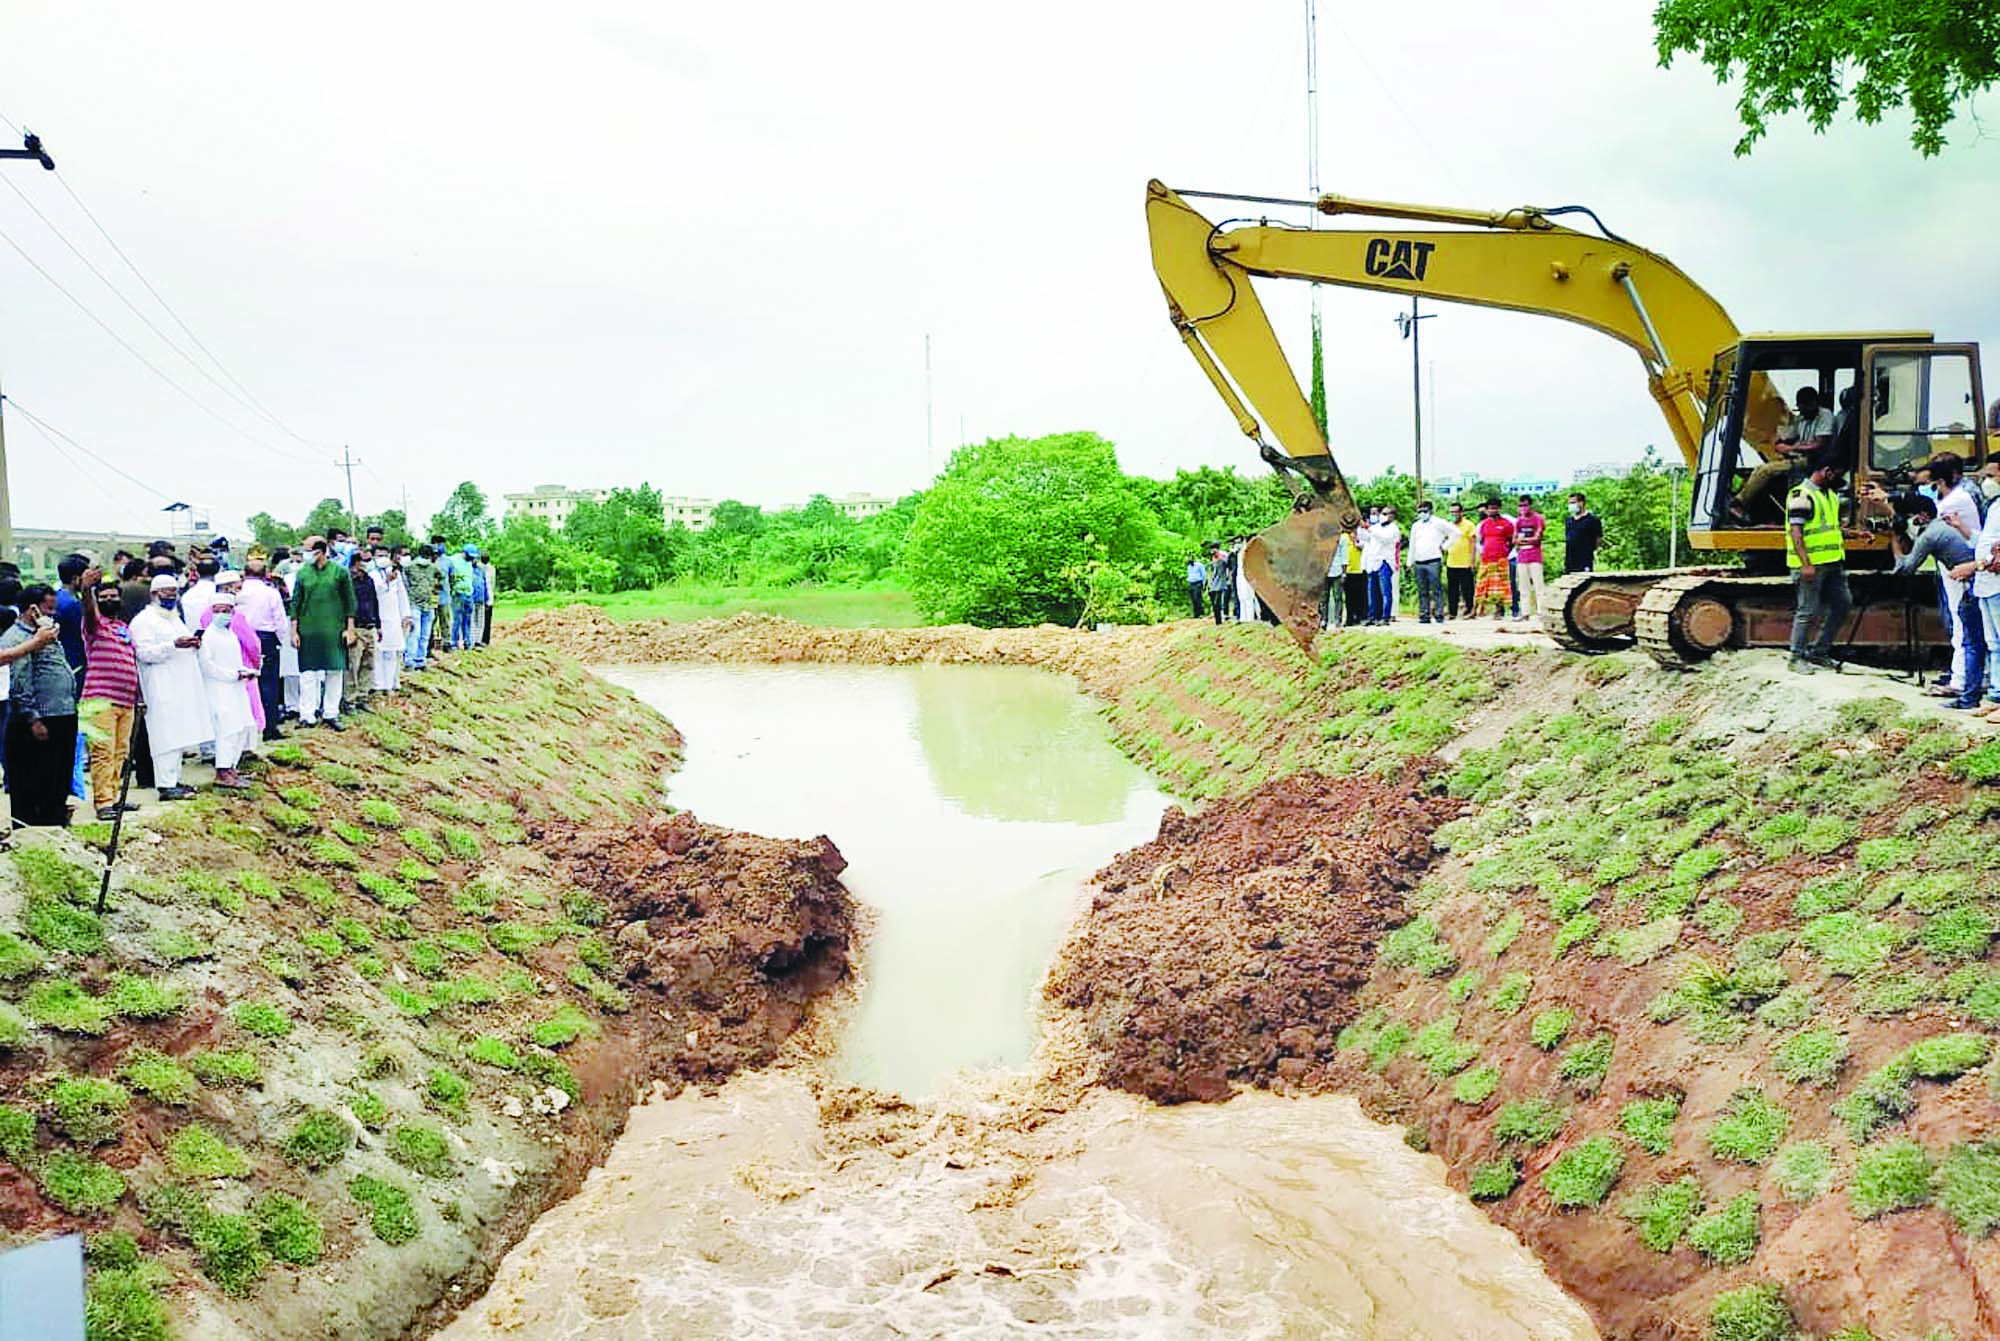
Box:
[198,590,257,789]
[128,575,210,799]
[371,557,413,693]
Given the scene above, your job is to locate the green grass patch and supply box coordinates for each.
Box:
[265,802,316,835]
[1850,1139,1932,1218]
[390,1122,454,1177]
[280,1109,352,1169]
[1380,915,1456,977]
[1530,1008,1575,1051]
[1773,1028,1847,1087]
[1621,1174,1702,1251]
[1799,913,1907,976]
[1620,1093,1681,1155]
[192,1211,269,1296]
[107,973,185,1021]
[39,1151,126,1214]
[253,1191,324,1266]
[530,1002,599,1049]
[1686,1190,1760,1265]
[1923,905,1995,961]
[48,1076,129,1145]
[120,1048,198,1106]
[0,930,46,980]
[347,1088,388,1128]
[425,1066,469,1115]
[1452,1064,1501,1105]
[188,1049,262,1088]
[1708,1090,1790,1164]
[1550,911,1600,959]
[168,1123,252,1179]
[1541,1135,1625,1208]
[1800,814,1858,855]
[22,891,104,955]
[1708,1283,1795,1341]
[348,1174,420,1244]
[1488,971,1531,1016]
[24,978,111,1034]
[359,798,402,827]
[1493,1096,1566,1148]
[231,1000,294,1038]
[0,1105,34,1163]
[1559,1032,1614,1092]
[1468,1158,1520,1200]
[1771,1140,1834,1204]
[468,1035,521,1071]
[1934,1141,2000,1238]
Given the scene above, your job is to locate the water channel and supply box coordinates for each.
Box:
[440,664,1597,1340]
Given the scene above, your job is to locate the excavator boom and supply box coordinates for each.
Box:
[1147,178,1742,645]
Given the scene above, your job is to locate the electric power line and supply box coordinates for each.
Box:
[3,396,177,502]
[52,169,322,451]
[0,217,320,465]
[12,413,126,508]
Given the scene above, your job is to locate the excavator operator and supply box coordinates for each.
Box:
[1732,387,1836,522]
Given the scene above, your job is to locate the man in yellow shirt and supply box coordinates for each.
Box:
[1445,501,1477,619]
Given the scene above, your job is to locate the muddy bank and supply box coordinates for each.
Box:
[0,644,856,1341]
[1049,771,1461,1104]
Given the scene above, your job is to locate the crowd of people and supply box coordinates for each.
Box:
[0,527,498,832]
[1187,491,1602,629]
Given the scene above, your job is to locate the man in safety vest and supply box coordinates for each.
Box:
[1787,460,1850,673]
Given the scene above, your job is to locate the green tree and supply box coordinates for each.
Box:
[426,482,492,548]
[246,512,299,548]
[563,486,682,589]
[902,432,1172,627]
[300,498,352,539]
[1140,467,1292,550]
[1655,0,2000,155]
[487,515,558,593]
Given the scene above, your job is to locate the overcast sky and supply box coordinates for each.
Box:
[2,0,1996,539]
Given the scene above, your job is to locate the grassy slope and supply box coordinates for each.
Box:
[494,581,919,628]
[1092,625,2000,1341]
[0,645,681,1340]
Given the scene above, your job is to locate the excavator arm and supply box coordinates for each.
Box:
[1146,178,1742,644]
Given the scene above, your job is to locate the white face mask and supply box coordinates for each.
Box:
[1570,502,1584,515]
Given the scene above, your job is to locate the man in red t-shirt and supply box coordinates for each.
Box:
[1475,499,1517,619]
[1514,495,1548,619]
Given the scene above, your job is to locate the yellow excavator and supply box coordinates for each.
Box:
[1146,179,1989,665]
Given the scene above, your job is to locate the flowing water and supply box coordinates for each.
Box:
[441,665,1597,1341]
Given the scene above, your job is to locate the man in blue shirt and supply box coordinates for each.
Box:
[1185,554,1206,619]
[442,546,478,650]
[1890,494,1984,708]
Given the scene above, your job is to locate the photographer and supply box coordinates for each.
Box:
[1887,493,1982,708]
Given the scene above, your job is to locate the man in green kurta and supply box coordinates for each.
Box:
[289,535,357,729]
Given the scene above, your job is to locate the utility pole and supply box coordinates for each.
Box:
[0,131,56,566]
[1395,300,1437,498]
[1304,0,1327,440]
[337,444,360,531]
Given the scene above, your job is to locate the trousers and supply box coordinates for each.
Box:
[299,669,345,723]
[1413,559,1444,621]
[1366,566,1394,622]
[7,713,79,827]
[85,700,135,809]
[1517,560,1545,618]
[257,631,284,734]
[450,599,475,649]
[1790,562,1851,657]
[1187,581,1205,618]
[405,607,436,668]
[1446,566,1474,618]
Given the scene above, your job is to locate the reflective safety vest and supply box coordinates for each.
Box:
[1787,482,1845,569]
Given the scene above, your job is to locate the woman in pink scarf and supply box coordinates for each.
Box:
[201,573,266,733]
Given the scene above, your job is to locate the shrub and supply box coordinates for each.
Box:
[1620,1094,1681,1155]
[193,1212,269,1296]
[1494,1097,1567,1147]
[390,1123,454,1177]
[348,1174,419,1245]
[1708,1090,1790,1164]
[24,978,111,1034]
[1934,1141,2000,1238]
[1850,1139,1932,1219]
[49,1076,130,1144]
[1772,1141,1834,1204]
[1559,1033,1615,1092]
[188,1049,262,1088]
[1621,1175,1702,1251]
[232,1000,294,1038]
[253,1191,324,1266]
[40,1152,126,1214]
[107,974,185,1021]
[1708,1283,1795,1341]
[281,1109,352,1169]
[1687,1190,1760,1265]
[169,1123,251,1179]
[1773,1028,1847,1087]
[1542,1135,1625,1208]
[1468,1159,1520,1200]
[1530,1008,1575,1051]
[120,1049,198,1107]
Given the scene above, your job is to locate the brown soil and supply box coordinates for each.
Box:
[1046,770,1462,1104]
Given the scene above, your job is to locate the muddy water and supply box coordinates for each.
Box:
[444,665,1598,1340]
[599,663,1172,1096]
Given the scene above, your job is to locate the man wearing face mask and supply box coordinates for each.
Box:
[198,589,259,789]
[1564,494,1603,575]
[1406,500,1458,625]
[290,536,358,729]
[2,586,78,827]
[346,549,381,715]
[129,575,208,800]
[370,548,413,695]
[238,548,289,741]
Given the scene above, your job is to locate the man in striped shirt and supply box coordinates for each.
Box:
[80,573,143,821]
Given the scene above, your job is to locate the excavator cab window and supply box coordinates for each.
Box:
[1861,344,1987,482]
[1691,340,1864,532]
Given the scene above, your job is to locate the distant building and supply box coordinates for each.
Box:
[503,484,610,531]
[10,528,157,580]
[778,492,895,520]
[1569,460,1635,484]
[1427,473,1563,501]
[662,496,715,531]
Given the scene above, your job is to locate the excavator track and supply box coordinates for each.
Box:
[1540,568,1729,653]
[1634,574,1744,668]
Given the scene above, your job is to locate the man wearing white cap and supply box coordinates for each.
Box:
[129,574,209,800]
[198,588,257,790]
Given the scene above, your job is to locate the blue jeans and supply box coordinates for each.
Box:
[1954,586,1987,704]
[1414,559,1444,621]
[405,607,436,668]
[1980,591,2000,701]
[450,599,475,649]
[1367,566,1394,622]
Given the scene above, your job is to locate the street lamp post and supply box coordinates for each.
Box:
[1394,299,1438,500]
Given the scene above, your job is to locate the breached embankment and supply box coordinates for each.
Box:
[0,643,858,1340]
[514,608,2000,1341]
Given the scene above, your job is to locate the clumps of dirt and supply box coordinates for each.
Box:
[558,811,857,1083]
[1046,770,1461,1104]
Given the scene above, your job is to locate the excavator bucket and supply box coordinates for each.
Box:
[1243,501,1348,650]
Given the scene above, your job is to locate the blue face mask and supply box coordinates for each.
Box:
[158,596,177,609]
